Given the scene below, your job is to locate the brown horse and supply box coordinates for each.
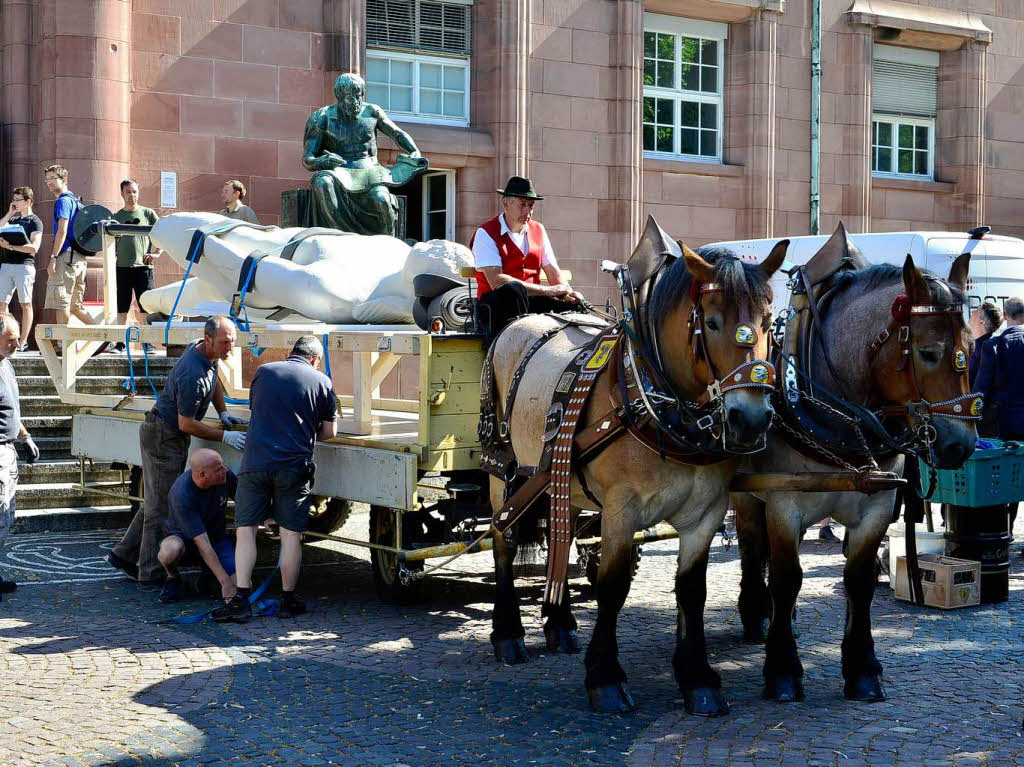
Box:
[486,219,788,713]
[732,249,977,703]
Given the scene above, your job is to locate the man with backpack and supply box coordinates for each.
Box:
[42,165,96,327]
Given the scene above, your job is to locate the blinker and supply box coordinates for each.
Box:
[953,347,968,372]
[734,324,756,346]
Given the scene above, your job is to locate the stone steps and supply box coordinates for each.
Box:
[15,480,129,510]
[18,459,124,485]
[12,504,134,533]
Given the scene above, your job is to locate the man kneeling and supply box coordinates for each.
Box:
[157,449,238,604]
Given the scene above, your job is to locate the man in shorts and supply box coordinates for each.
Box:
[156,449,238,604]
[112,179,160,353]
[0,186,42,351]
[213,336,336,622]
[42,165,95,327]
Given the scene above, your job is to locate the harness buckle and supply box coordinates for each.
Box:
[875,328,890,346]
[498,421,509,439]
[696,414,716,431]
[898,325,910,344]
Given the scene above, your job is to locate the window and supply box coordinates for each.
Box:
[871,45,938,179]
[392,169,455,242]
[366,50,470,126]
[642,14,726,162]
[366,0,472,56]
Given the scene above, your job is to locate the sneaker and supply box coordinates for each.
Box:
[91,341,111,357]
[111,342,126,353]
[818,524,840,543]
[211,594,252,623]
[0,578,16,593]
[278,592,307,619]
[15,342,28,354]
[142,342,156,354]
[158,578,181,603]
[105,552,138,580]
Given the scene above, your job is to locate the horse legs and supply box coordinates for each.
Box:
[762,505,805,702]
[490,517,529,665]
[584,510,636,712]
[841,517,887,702]
[733,492,771,643]
[672,513,730,717]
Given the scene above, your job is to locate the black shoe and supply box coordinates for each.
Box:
[105,552,138,580]
[142,343,156,354]
[111,342,126,353]
[91,341,111,357]
[278,592,307,619]
[212,594,252,623]
[158,578,181,604]
[818,525,840,543]
[0,578,15,593]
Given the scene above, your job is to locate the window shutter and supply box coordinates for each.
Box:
[367,0,471,55]
[872,59,937,118]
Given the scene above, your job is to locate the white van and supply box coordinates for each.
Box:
[707,229,1024,318]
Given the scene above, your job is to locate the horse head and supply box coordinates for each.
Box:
[653,238,789,451]
[866,253,979,469]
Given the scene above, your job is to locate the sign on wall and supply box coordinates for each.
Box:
[160,171,177,208]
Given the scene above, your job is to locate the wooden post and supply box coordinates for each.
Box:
[102,232,117,324]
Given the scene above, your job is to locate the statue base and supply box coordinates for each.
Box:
[281,188,408,240]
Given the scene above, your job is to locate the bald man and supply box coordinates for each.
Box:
[156,449,238,604]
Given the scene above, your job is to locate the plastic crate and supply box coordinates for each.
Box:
[918,440,1024,507]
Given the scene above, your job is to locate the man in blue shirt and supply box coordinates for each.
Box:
[107,316,247,583]
[213,336,337,622]
[157,449,238,604]
[975,297,1024,440]
[41,165,96,327]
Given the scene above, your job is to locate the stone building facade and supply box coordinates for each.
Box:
[0,0,1021,315]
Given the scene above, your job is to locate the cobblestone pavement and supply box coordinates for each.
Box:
[0,511,1021,767]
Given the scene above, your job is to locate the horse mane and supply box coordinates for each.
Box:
[649,246,773,323]
[828,263,966,307]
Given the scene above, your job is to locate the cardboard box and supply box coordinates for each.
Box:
[893,554,981,609]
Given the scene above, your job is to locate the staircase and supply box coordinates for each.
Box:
[12,351,177,532]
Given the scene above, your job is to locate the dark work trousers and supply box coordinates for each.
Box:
[476,281,576,344]
[111,412,190,582]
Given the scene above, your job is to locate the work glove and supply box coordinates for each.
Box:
[19,435,39,464]
[222,430,246,452]
[219,412,247,428]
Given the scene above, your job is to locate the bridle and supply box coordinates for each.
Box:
[686,282,776,408]
[866,291,983,456]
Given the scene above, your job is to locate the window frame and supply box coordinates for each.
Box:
[642,13,727,165]
[366,48,471,128]
[421,169,456,241]
[872,113,935,181]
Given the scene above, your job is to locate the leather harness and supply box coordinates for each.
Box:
[482,259,777,609]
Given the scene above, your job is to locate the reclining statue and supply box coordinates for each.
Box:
[141,212,474,325]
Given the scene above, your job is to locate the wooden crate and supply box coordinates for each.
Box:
[893,554,981,609]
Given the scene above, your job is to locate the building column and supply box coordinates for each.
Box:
[496,0,529,181]
[2,0,36,200]
[38,0,130,308]
[843,28,873,234]
[744,8,781,239]
[326,0,365,76]
[961,39,987,230]
[610,0,644,253]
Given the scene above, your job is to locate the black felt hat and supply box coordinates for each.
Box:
[496,176,543,200]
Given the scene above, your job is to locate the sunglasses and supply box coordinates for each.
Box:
[11,198,24,202]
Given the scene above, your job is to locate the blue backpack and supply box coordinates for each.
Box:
[57,191,91,256]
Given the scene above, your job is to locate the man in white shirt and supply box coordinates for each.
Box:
[470,176,584,341]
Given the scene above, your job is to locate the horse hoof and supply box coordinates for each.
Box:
[845,674,886,702]
[544,625,581,654]
[763,675,805,703]
[492,637,529,665]
[684,687,730,717]
[588,683,636,713]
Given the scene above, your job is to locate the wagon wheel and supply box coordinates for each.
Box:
[306,497,354,535]
[369,505,424,603]
[576,541,642,588]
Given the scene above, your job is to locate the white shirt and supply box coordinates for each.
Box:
[472,214,559,271]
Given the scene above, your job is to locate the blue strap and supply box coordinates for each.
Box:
[322,334,331,378]
[123,327,158,397]
[151,564,279,625]
[164,221,239,345]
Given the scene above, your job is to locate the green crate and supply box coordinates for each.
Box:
[919,440,1024,507]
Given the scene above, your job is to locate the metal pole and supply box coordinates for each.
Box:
[809,0,821,235]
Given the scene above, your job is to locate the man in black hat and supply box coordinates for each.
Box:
[470,176,584,341]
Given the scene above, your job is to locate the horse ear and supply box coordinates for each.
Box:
[682,243,715,284]
[902,253,930,302]
[948,252,971,291]
[759,238,790,278]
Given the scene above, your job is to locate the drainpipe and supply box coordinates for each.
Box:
[809,0,821,235]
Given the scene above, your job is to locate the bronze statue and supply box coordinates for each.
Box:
[302,73,428,236]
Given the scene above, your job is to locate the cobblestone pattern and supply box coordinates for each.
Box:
[0,514,1020,766]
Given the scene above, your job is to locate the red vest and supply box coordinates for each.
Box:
[471,215,546,296]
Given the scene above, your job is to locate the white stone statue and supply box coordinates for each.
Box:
[142,212,474,324]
